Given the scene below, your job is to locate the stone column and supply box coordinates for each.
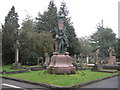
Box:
[86,56,89,64]
[16,48,19,63]
[12,40,21,69]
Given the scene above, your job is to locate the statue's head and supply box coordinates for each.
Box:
[58,19,64,29]
[57,13,65,29]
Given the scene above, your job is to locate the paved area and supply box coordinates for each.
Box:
[2,78,50,90]
[82,75,119,88]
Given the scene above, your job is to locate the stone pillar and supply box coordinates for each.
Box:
[12,40,21,69]
[86,56,89,64]
[16,48,19,63]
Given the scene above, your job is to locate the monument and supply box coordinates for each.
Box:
[44,53,50,68]
[12,40,21,69]
[108,47,116,64]
[103,47,118,70]
[47,15,76,74]
[92,49,100,71]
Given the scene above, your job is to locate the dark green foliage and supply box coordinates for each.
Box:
[19,17,54,65]
[2,6,20,65]
[27,51,38,65]
[35,0,58,36]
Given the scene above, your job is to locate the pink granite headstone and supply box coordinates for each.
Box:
[108,47,116,64]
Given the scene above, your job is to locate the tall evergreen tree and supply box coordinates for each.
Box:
[35,0,58,36]
[2,6,19,65]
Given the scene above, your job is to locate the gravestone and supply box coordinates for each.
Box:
[103,47,118,70]
[92,49,100,71]
[47,15,76,74]
[12,40,21,69]
[44,53,50,68]
[108,47,116,64]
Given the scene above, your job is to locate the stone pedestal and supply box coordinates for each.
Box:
[108,55,116,64]
[47,52,76,74]
[12,62,21,69]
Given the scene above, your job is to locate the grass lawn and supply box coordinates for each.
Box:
[0,64,41,72]
[0,65,26,72]
[3,70,119,87]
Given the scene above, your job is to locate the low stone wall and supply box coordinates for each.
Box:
[103,64,120,70]
[2,70,29,74]
[77,68,91,70]
[1,67,45,75]
[22,67,45,71]
[97,70,118,73]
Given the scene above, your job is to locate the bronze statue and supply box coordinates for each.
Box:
[55,19,68,54]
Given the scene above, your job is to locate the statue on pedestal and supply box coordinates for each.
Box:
[47,14,75,74]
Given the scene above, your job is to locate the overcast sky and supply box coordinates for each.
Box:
[0,0,119,38]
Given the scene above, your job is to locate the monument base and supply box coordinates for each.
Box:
[47,52,76,74]
[12,62,21,69]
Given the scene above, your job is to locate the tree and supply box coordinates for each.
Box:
[19,16,54,65]
[19,32,54,65]
[90,20,117,58]
[35,0,58,36]
[2,6,20,65]
[21,15,36,33]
